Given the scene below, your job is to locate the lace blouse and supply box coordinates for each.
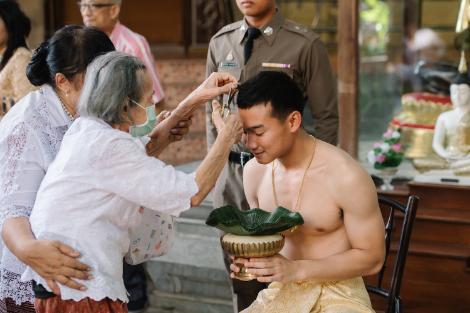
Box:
[0,47,36,108]
[22,117,197,302]
[0,85,71,305]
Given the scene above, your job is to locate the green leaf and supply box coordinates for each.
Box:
[205,205,304,236]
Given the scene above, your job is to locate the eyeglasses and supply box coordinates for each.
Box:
[77,2,115,12]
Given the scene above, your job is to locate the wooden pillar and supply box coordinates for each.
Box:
[337,0,359,158]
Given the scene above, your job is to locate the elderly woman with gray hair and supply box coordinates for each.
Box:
[21,51,242,313]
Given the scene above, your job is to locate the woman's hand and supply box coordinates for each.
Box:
[174,72,238,119]
[19,239,91,293]
[146,110,193,157]
[218,113,243,145]
[193,72,238,104]
[211,100,226,134]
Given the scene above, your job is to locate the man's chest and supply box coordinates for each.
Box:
[256,177,343,235]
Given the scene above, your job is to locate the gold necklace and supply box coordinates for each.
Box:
[272,137,317,216]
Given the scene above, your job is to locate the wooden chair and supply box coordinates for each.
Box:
[366,195,419,313]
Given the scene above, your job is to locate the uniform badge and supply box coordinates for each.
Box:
[262,62,291,69]
[264,26,273,36]
[226,52,234,61]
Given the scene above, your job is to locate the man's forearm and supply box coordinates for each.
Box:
[295,249,383,283]
[2,217,35,262]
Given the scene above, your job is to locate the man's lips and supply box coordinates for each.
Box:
[240,0,254,7]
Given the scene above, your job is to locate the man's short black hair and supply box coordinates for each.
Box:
[452,72,470,86]
[237,71,304,120]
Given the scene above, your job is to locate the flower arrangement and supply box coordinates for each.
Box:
[368,128,404,169]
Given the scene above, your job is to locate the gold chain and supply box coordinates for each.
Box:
[272,137,317,212]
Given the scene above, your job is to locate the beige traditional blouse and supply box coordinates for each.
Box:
[0,47,36,111]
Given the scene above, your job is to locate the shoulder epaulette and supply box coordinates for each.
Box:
[212,21,243,39]
[283,19,319,41]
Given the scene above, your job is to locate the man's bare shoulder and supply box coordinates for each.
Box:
[243,158,268,182]
[317,141,374,193]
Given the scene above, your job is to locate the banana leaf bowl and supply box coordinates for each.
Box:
[206,205,304,281]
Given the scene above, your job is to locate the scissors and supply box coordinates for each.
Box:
[220,86,238,119]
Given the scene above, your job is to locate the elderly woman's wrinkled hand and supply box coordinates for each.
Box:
[192,72,238,105]
[21,239,91,294]
[146,110,193,156]
[153,110,192,142]
[219,113,243,145]
[211,99,226,134]
[169,116,192,142]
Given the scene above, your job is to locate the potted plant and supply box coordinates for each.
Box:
[367,128,404,190]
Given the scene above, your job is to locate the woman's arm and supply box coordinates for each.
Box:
[144,72,237,157]
[191,114,242,206]
[0,122,90,292]
[2,218,91,293]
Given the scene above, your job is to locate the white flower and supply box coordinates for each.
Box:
[367,150,376,164]
[391,131,400,139]
[380,143,390,153]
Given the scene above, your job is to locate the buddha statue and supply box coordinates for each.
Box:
[414,72,470,178]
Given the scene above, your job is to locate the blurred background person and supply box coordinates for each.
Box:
[0,0,35,118]
[79,0,165,106]
[410,28,447,64]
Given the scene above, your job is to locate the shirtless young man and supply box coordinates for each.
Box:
[214,71,385,312]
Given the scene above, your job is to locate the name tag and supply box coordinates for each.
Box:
[219,61,239,68]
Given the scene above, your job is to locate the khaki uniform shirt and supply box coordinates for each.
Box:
[205,12,338,210]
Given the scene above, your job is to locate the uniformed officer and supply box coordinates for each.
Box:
[205,0,338,310]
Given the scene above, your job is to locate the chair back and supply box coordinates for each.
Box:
[366,195,419,313]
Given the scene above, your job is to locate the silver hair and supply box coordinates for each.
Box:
[78,51,146,125]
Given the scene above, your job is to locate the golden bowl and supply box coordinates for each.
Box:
[221,233,284,281]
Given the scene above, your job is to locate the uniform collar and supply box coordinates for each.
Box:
[238,10,284,46]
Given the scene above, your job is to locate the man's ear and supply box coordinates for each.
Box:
[110,4,121,20]
[287,111,302,133]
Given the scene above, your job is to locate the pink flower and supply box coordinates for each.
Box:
[384,129,394,138]
[375,154,386,163]
[373,142,382,148]
[392,143,401,152]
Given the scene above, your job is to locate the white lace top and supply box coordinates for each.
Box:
[22,117,198,302]
[0,85,72,305]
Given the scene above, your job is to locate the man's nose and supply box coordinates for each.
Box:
[246,133,258,150]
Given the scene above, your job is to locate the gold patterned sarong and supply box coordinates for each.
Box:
[241,277,374,313]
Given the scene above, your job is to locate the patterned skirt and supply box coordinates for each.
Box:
[0,298,35,313]
[35,297,128,313]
